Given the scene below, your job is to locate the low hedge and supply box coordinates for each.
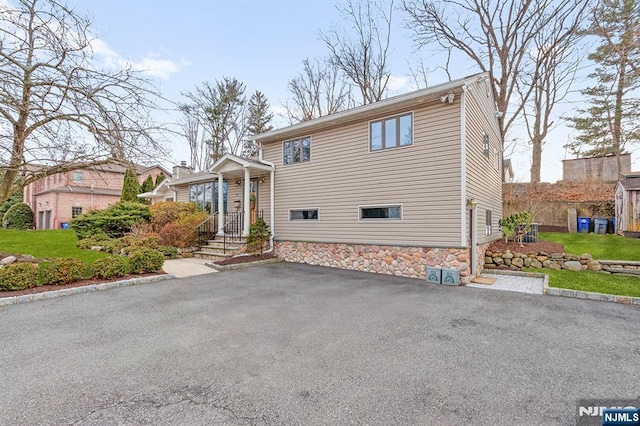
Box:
[42,258,85,285]
[92,256,128,279]
[0,263,40,291]
[128,248,164,274]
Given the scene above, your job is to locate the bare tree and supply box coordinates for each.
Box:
[518,10,587,183]
[320,0,393,104]
[0,0,166,205]
[284,58,351,123]
[182,78,247,161]
[403,0,593,182]
[178,104,212,172]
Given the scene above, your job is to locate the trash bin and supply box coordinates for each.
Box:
[594,218,608,235]
[60,222,69,229]
[612,217,616,233]
[577,217,590,233]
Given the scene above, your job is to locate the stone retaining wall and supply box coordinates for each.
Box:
[485,250,602,271]
[275,241,473,284]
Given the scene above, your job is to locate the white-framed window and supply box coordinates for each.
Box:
[482,131,490,158]
[370,113,413,151]
[289,208,319,221]
[486,210,492,236]
[73,172,83,183]
[359,205,402,220]
[283,136,311,165]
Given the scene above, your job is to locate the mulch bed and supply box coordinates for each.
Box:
[487,239,565,254]
[214,253,278,266]
[0,271,167,298]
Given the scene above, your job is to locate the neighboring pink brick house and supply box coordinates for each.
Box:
[23,163,170,230]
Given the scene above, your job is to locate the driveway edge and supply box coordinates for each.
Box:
[206,258,283,271]
[0,274,176,307]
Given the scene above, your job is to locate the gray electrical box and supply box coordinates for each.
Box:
[441,269,460,286]
[426,267,441,284]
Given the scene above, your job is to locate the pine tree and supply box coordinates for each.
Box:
[566,0,640,178]
[121,168,142,203]
[155,172,166,187]
[141,175,155,193]
[243,91,274,157]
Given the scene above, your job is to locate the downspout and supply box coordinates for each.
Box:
[460,84,468,247]
[258,140,276,254]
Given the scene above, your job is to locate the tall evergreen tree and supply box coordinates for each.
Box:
[244,91,274,157]
[155,172,166,187]
[121,168,142,203]
[141,175,155,193]
[566,0,640,178]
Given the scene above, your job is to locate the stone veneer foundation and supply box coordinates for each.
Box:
[275,241,474,284]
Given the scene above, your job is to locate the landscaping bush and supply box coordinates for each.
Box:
[0,263,39,291]
[157,245,178,258]
[149,201,199,232]
[3,202,34,230]
[128,248,164,274]
[70,202,151,238]
[159,211,208,248]
[92,256,128,279]
[42,258,85,285]
[76,233,114,250]
[246,217,271,255]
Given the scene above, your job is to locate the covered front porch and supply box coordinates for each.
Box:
[210,154,274,239]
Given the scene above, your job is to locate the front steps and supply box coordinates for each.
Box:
[194,236,247,261]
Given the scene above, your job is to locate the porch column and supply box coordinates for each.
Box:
[242,167,250,236]
[217,172,224,236]
[270,169,275,242]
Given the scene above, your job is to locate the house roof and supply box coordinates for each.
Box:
[253,73,488,144]
[167,171,216,186]
[210,153,274,174]
[33,185,122,197]
[618,176,640,190]
[22,161,172,178]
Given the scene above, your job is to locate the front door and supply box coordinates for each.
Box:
[250,179,259,224]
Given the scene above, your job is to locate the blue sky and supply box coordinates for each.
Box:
[74,0,638,182]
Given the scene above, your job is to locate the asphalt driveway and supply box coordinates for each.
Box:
[0,263,638,425]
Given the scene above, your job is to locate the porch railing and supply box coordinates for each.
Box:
[196,212,218,247]
[221,210,264,252]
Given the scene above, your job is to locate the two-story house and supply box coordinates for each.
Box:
[23,163,170,230]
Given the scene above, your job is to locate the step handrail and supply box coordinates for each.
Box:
[196,212,218,247]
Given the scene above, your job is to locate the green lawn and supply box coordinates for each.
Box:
[526,267,640,298]
[539,232,640,261]
[0,229,108,266]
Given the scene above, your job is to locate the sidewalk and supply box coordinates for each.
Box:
[467,273,545,294]
[162,257,218,278]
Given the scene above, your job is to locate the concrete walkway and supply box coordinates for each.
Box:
[467,273,545,294]
[162,257,217,278]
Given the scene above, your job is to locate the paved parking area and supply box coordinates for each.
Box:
[0,263,637,425]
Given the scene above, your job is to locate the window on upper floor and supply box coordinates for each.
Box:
[486,210,492,236]
[72,206,83,218]
[482,131,490,159]
[370,113,413,151]
[283,136,311,165]
[73,172,84,183]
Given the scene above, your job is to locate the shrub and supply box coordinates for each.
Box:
[149,201,199,232]
[70,202,151,238]
[246,217,271,255]
[128,248,164,274]
[92,256,128,279]
[3,202,34,230]
[157,245,178,258]
[0,263,39,291]
[42,258,85,285]
[76,233,114,250]
[158,211,208,248]
[499,212,533,243]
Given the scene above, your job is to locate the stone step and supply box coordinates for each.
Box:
[202,242,243,251]
[599,260,640,267]
[601,267,640,275]
[193,251,233,261]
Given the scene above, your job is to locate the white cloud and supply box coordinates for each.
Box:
[89,38,179,80]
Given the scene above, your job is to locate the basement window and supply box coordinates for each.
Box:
[289,209,318,221]
[360,205,402,220]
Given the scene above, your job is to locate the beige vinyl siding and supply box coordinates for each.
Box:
[173,184,190,203]
[464,81,503,245]
[263,101,463,247]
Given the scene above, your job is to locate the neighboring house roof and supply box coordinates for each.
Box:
[23,161,172,178]
[33,185,122,197]
[253,73,489,144]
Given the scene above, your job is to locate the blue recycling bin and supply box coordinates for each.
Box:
[594,218,608,235]
[60,222,69,229]
[612,217,616,233]
[577,217,590,233]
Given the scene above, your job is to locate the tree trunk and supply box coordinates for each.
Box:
[530,136,542,183]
